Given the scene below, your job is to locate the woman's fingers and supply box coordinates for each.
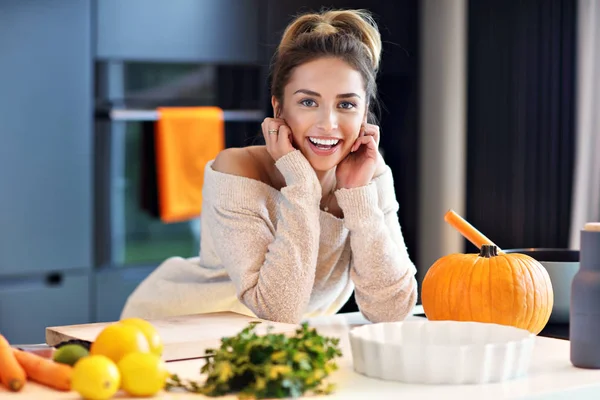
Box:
[261,117,294,161]
[262,118,286,146]
[365,134,377,151]
[362,123,380,147]
[277,124,294,153]
[266,124,280,145]
[351,123,380,153]
[352,135,372,152]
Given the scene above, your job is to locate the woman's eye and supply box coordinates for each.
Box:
[339,101,356,109]
[300,99,317,107]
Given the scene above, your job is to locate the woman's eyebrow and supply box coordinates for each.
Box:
[294,89,321,97]
[337,92,361,99]
[293,89,361,99]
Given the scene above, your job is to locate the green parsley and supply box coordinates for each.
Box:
[165,321,343,399]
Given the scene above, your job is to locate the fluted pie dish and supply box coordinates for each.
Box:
[349,319,535,384]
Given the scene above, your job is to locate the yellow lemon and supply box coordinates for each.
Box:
[90,322,150,364]
[120,317,164,356]
[71,355,120,400]
[118,352,169,397]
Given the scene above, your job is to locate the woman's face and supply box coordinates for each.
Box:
[273,57,367,173]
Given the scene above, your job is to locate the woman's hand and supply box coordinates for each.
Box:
[261,118,295,162]
[336,123,385,189]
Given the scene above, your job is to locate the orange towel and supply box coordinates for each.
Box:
[154,106,225,223]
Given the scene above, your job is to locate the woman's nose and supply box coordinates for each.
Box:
[317,109,338,132]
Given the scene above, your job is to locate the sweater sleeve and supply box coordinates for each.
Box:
[334,166,418,322]
[207,150,322,324]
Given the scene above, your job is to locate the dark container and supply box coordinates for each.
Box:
[570,223,600,369]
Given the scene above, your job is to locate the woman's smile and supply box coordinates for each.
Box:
[273,57,367,172]
[306,136,343,155]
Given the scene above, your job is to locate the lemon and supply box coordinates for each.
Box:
[118,352,169,397]
[53,344,89,366]
[90,322,150,364]
[72,355,120,400]
[120,317,164,357]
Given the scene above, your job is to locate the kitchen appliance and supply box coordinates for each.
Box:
[504,248,579,324]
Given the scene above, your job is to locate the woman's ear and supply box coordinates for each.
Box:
[271,96,281,118]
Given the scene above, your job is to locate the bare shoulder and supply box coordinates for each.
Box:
[211,146,269,183]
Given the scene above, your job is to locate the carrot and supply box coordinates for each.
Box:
[0,334,26,392]
[12,348,72,391]
[444,209,504,253]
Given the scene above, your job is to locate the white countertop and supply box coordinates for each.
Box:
[6,307,600,399]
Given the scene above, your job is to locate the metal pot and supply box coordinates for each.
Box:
[504,248,579,324]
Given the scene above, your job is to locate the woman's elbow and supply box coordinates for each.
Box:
[258,312,303,325]
[240,290,306,325]
[360,277,419,323]
[251,306,304,325]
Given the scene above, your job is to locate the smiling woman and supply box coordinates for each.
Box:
[276,58,367,177]
[120,8,418,324]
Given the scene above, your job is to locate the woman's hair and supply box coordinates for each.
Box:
[270,9,382,123]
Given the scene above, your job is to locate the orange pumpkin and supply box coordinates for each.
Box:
[421,244,554,334]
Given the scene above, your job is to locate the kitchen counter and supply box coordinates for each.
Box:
[5,308,600,399]
[413,313,571,341]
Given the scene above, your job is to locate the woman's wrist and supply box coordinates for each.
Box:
[335,183,380,227]
[336,182,369,190]
[373,155,388,179]
[275,150,321,194]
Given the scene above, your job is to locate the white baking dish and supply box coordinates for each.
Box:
[349,319,535,385]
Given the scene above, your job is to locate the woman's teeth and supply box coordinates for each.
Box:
[309,137,340,147]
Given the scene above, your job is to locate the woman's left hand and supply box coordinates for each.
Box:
[336,123,386,190]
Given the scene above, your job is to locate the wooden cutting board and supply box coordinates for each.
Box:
[45,312,299,362]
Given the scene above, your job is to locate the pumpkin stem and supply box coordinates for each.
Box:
[479,244,499,258]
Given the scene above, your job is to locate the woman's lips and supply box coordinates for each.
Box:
[307,138,341,156]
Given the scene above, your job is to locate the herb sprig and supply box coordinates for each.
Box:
[166,322,343,399]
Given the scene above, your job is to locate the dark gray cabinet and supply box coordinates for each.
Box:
[0,0,297,344]
[94,266,154,323]
[95,0,262,63]
[0,0,93,276]
[0,271,91,344]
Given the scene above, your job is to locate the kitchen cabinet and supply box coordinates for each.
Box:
[0,271,91,344]
[95,0,263,63]
[0,0,93,276]
[93,266,154,323]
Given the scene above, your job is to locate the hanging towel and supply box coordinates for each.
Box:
[140,121,160,218]
[152,106,225,223]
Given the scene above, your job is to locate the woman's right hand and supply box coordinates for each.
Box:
[261,118,295,162]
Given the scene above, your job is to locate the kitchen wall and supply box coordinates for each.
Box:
[464,0,577,252]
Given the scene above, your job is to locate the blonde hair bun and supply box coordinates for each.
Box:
[279,9,382,71]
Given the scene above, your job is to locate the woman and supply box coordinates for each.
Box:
[121,8,418,324]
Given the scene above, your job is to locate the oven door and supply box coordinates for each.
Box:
[93,60,266,321]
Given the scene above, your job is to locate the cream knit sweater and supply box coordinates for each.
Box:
[121,150,418,323]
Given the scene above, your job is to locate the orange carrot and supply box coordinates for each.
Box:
[12,349,72,391]
[0,334,27,391]
[444,209,504,253]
